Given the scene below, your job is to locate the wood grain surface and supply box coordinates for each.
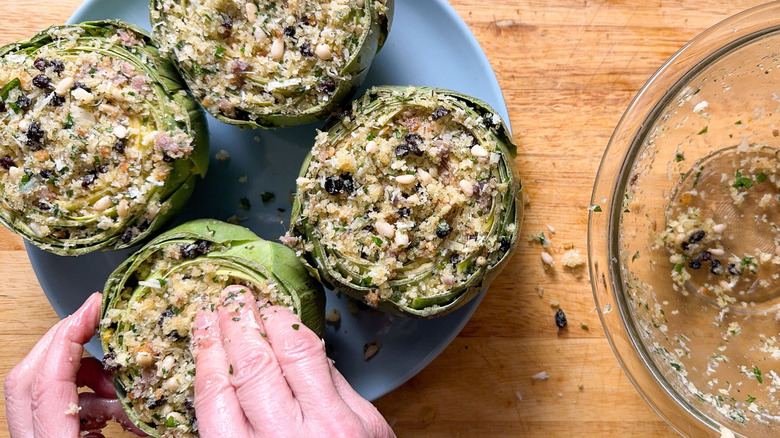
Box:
[0,0,769,437]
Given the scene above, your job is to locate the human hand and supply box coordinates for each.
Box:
[4,292,146,438]
[192,285,396,438]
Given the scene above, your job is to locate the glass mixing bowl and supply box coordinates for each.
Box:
[589,3,780,437]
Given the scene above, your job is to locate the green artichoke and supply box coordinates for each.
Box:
[0,21,208,255]
[288,86,523,318]
[100,219,325,438]
[150,0,393,128]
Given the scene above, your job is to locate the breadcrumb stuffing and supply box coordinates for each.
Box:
[561,249,585,268]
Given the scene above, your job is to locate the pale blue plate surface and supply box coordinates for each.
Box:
[27,0,510,401]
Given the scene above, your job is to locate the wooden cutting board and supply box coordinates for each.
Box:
[0,1,768,436]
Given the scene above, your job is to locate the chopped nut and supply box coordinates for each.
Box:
[395,174,416,185]
[93,196,112,212]
[541,251,555,266]
[363,340,381,361]
[315,43,332,60]
[375,221,395,238]
[471,145,488,158]
[271,38,285,61]
[245,3,258,23]
[459,180,474,196]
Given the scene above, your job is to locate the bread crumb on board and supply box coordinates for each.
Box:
[532,371,550,381]
[561,249,585,268]
[65,402,81,415]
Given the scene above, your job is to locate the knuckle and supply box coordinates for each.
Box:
[276,331,323,361]
[194,372,232,399]
[3,367,21,396]
[232,349,276,386]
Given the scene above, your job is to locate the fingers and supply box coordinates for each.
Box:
[192,303,252,438]
[259,306,346,412]
[76,357,116,399]
[78,392,147,436]
[30,292,102,437]
[4,318,64,438]
[217,285,301,436]
[328,362,397,438]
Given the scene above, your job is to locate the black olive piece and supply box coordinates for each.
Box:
[431,106,449,120]
[555,308,567,328]
[435,221,451,238]
[120,228,135,244]
[101,352,119,372]
[688,230,706,244]
[0,100,6,113]
[499,236,511,252]
[362,224,374,232]
[220,16,233,30]
[146,396,167,410]
[449,253,460,265]
[727,263,740,276]
[397,207,410,218]
[316,80,336,94]
[681,241,690,251]
[183,398,195,412]
[405,133,423,147]
[138,220,151,231]
[483,113,498,128]
[688,259,702,269]
[341,173,355,193]
[36,200,51,212]
[50,60,64,75]
[162,153,175,163]
[324,176,344,195]
[300,41,314,57]
[33,58,49,71]
[113,139,126,154]
[181,239,210,259]
[158,308,174,327]
[698,251,712,262]
[26,121,45,144]
[71,82,91,93]
[48,93,65,107]
[97,165,109,174]
[283,26,296,38]
[32,74,52,89]
[166,329,182,341]
[16,96,31,109]
[39,169,54,179]
[394,143,410,158]
[0,156,15,170]
[710,259,723,275]
[81,171,97,189]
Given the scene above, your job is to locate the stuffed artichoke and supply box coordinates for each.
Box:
[287,86,523,318]
[150,0,392,128]
[0,21,208,255]
[100,219,325,438]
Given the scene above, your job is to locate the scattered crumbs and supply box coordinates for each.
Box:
[603,303,612,314]
[528,232,550,247]
[588,204,602,212]
[532,371,550,381]
[580,322,589,330]
[522,192,531,206]
[239,197,251,211]
[578,382,584,390]
[541,251,555,266]
[238,175,248,184]
[215,149,230,161]
[535,284,544,298]
[516,392,523,401]
[549,299,560,309]
[546,224,556,234]
[64,402,81,415]
[363,340,381,361]
[260,191,275,204]
[558,392,563,398]
[720,427,735,438]
[561,249,585,268]
[292,323,300,331]
[253,136,261,142]
[226,215,245,224]
[325,308,341,324]
[347,298,359,315]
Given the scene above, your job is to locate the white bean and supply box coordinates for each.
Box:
[245,3,258,24]
[365,140,378,154]
[254,27,268,43]
[135,351,154,367]
[375,221,395,238]
[471,145,489,158]
[93,196,112,212]
[394,232,409,247]
[55,77,74,96]
[315,43,332,60]
[417,168,432,184]
[117,199,129,218]
[396,174,416,185]
[459,180,474,196]
[271,38,285,61]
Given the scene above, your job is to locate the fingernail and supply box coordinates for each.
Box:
[193,306,216,332]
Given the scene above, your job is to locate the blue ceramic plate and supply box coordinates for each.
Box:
[28,0,510,401]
